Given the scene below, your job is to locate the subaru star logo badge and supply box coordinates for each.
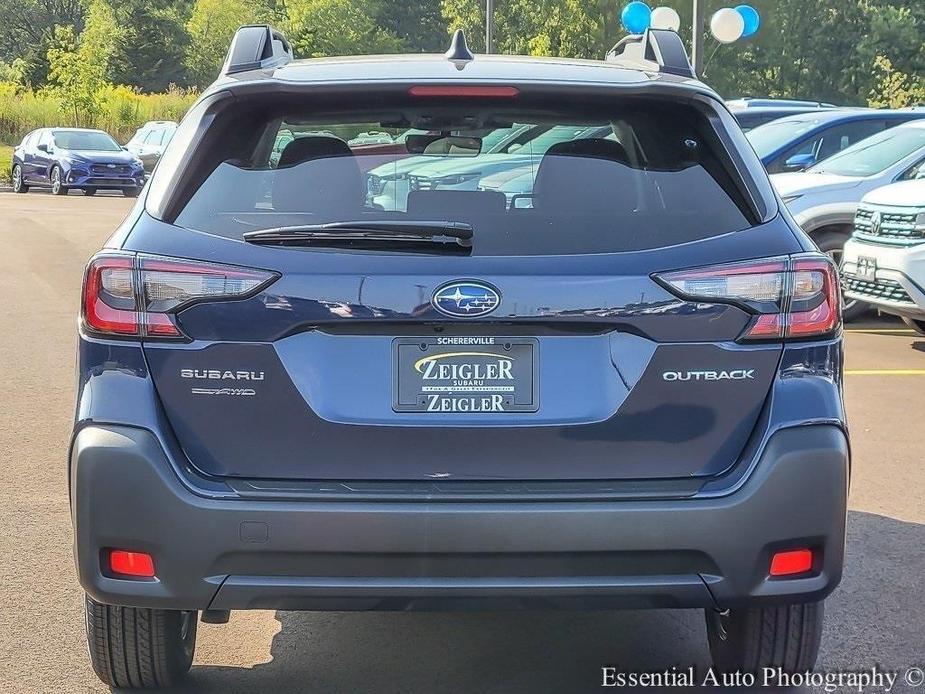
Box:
[432,281,500,318]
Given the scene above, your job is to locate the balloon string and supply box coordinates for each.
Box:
[702,40,723,77]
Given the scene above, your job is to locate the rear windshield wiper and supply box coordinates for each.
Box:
[243,220,473,253]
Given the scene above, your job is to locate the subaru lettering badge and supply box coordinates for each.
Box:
[432,281,500,318]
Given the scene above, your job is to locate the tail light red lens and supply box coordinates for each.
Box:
[82,253,277,339]
[769,548,814,577]
[108,550,156,578]
[83,255,138,336]
[787,257,840,337]
[656,254,841,341]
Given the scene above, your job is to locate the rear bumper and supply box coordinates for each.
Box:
[71,424,848,612]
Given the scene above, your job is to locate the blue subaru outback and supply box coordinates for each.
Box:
[72,26,848,688]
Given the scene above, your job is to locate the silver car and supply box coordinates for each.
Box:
[125,121,178,173]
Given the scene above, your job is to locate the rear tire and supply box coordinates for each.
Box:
[706,601,824,674]
[123,186,140,198]
[815,231,867,322]
[901,317,925,336]
[12,164,28,193]
[83,187,97,196]
[85,595,197,688]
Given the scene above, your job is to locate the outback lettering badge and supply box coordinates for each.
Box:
[662,369,756,382]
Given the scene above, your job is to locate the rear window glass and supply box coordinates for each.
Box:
[810,126,925,177]
[171,99,752,255]
[745,117,822,157]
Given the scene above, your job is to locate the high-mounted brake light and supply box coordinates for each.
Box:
[408,85,519,98]
[82,253,277,339]
[655,254,841,341]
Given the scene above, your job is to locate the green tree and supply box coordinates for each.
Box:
[868,55,925,108]
[371,0,446,53]
[0,59,29,85]
[0,0,85,86]
[285,0,403,58]
[186,0,278,87]
[442,0,612,56]
[45,0,116,125]
[108,0,192,91]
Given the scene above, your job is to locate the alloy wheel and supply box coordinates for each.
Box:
[51,167,61,195]
[12,165,22,192]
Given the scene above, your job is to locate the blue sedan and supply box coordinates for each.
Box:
[11,127,145,196]
[746,109,925,174]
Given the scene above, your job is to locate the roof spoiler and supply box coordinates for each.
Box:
[605,29,694,79]
[222,25,293,76]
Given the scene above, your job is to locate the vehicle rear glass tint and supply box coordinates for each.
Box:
[171,99,752,255]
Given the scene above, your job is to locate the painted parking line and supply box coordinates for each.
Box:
[845,369,925,375]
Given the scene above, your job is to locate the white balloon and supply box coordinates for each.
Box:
[651,7,681,31]
[710,7,745,44]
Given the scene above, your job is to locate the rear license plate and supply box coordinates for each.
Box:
[851,255,877,281]
[392,337,538,413]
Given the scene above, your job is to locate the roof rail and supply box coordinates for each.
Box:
[605,29,694,79]
[222,25,293,76]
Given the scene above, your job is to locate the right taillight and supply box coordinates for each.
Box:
[82,253,278,339]
[786,257,840,338]
[655,253,841,341]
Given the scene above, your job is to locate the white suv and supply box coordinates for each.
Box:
[841,177,925,333]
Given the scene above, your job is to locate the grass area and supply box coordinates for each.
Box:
[0,146,11,186]
[0,82,197,146]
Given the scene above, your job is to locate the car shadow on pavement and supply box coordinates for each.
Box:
[152,511,922,694]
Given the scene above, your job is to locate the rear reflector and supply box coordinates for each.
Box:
[82,253,278,339]
[655,253,840,341]
[408,85,519,98]
[769,549,814,577]
[109,550,155,578]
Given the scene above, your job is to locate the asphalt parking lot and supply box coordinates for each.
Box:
[0,192,922,693]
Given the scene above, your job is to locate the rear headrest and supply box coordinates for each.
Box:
[273,136,364,214]
[540,138,630,165]
[278,135,353,168]
[533,137,636,212]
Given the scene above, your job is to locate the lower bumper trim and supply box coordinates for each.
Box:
[209,574,718,611]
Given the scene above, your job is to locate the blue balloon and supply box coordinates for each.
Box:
[621,2,652,35]
[735,4,761,37]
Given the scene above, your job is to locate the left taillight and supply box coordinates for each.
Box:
[655,253,841,341]
[82,253,277,339]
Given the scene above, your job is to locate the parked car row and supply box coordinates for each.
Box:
[10,120,177,196]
